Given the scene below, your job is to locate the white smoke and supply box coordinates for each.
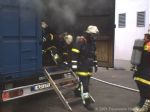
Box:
[19,0,86,25]
[48,0,85,25]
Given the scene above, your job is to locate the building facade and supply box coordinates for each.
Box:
[115,0,150,70]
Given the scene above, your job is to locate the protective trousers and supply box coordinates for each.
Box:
[77,76,91,105]
[136,81,150,100]
[79,76,90,93]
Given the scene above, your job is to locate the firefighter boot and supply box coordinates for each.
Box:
[132,98,146,112]
[137,99,150,112]
[83,93,95,111]
[132,106,141,112]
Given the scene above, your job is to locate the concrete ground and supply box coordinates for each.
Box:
[0,68,140,112]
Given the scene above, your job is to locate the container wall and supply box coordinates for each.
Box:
[0,0,42,82]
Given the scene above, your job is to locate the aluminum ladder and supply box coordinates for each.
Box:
[44,66,80,112]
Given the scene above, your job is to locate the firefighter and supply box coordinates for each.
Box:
[71,25,99,110]
[41,20,49,42]
[58,33,73,67]
[132,29,150,112]
[42,33,61,66]
[41,21,62,66]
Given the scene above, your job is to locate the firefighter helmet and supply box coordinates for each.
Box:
[64,34,73,45]
[86,25,99,34]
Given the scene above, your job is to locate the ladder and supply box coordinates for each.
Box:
[43,66,80,112]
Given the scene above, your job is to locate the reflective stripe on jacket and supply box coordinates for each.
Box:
[134,77,150,85]
[76,72,92,76]
[72,48,80,53]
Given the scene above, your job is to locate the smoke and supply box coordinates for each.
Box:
[47,0,86,25]
[18,0,105,33]
[18,0,87,33]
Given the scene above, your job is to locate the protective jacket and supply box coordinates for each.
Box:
[71,35,97,76]
[134,41,150,86]
[57,36,73,67]
[42,34,61,66]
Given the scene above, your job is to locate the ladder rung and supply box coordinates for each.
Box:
[60,85,76,95]
[60,82,77,90]
[48,70,71,76]
[55,77,77,84]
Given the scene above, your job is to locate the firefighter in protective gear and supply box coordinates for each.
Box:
[41,21,49,42]
[71,25,99,110]
[132,29,150,112]
[58,33,73,67]
[41,20,62,66]
[42,33,62,66]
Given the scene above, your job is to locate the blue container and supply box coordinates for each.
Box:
[0,0,42,82]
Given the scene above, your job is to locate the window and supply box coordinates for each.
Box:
[137,11,145,27]
[118,13,126,28]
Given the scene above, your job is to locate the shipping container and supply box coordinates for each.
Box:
[0,0,46,101]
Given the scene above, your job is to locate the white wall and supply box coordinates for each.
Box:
[149,0,150,23]
[114,0,150,69]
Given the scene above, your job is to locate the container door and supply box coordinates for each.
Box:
[20,7,42,76]
[0,5,20,76]
[0,1,42,82]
